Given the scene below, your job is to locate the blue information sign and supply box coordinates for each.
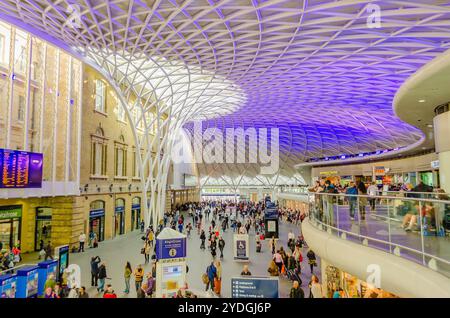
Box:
[231,277,279,298]
[265,207,278,219]
[89,208,105,218]
[155,237,187,260]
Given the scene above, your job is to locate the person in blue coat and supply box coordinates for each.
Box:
[205,262,217,292]
[345,181,358,220]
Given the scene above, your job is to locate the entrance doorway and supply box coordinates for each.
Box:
[89,201,105,242]
[0,205,22,250]
[114,198,125,237]
[35,207,52,251]
[131,197,141,230]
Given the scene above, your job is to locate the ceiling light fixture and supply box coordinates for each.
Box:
[418,99,426,103]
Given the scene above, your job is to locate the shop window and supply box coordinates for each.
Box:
[95,80,106,113]
[91,127,107,176]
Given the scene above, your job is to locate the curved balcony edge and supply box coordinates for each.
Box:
[302,218,450,298]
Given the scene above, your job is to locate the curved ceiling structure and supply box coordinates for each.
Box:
[2,0,450,179]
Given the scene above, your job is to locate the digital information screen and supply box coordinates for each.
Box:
[231,277,279,298]
[0,148,43,188]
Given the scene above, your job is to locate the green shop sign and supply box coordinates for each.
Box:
[0,205,22,219]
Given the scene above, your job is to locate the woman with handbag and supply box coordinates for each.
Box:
[307,249,317,274]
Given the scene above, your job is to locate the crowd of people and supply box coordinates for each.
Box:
[308,178,450,234]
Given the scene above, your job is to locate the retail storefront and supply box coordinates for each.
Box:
[0,205,22,250]
[324,265,398,298]
[35,207,52,251]
[114,198,125,237]
[89,201,105,242]
[131,197,141,231]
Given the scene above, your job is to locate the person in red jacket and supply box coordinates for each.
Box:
[103,285,117,298]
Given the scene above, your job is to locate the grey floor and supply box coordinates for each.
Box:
[23,213,320,298]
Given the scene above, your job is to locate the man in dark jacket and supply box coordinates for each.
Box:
[289,280,304,298]
[90,256,101,287]
[44,242,53,260]
[218,237,225,258]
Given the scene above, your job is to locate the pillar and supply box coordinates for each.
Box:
[433,111,450,192]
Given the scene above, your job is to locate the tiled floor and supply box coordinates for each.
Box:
[21,213,320,298]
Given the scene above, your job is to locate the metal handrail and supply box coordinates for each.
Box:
[280,191,450,277]
[304,191,450,205]
[309,217,450,267]
[0,263,35,276]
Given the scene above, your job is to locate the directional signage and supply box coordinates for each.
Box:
[231,277,279,298]
[156,237,187,260]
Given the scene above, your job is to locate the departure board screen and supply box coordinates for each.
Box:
[0,148,43,188]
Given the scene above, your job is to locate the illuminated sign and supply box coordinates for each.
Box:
[373,166,385,175]
[0,148,43,188]
[319,171,338,176]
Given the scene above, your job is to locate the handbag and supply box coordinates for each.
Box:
[202,273,209,284]
[140,248,145,254]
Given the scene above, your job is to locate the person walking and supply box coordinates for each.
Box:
[289,280,304,298]
[124,262,132,294]
[147,229,154,247]
[210,238,217,259]
[307,249,317,274]
[134,264,144,292]
[346,181,358,220]
[269,236,276,255]
[309,275,324,298]
[90,256,101,287]
[143,241,151,264]
[218,237,225,258]
[200,230,206,250]
[97,262,107,293]
[140,220,145,233]
[214,260,222,296]
[205,262,217,292]
[357,181,368,220]
[273,250,284,273]
[78,232,86,252]
[367,182,378,212]
[44,242,53,260]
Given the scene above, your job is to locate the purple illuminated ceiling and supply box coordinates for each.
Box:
[1,0,450,176]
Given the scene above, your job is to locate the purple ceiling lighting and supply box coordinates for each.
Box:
[1,0,450,180]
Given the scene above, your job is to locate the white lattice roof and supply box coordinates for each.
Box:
[1,0,450,178]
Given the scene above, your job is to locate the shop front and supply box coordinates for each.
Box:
[324,265,398,298]
[35,207,52,251]
[114,199,125,237]
[0,205,21,250]
[131,197,141,231]
[89,201,105,242]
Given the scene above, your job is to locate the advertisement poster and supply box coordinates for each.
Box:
[0,275,17,298]
[267,220,276,232]
[233,234,249,261]
[155,261,186,298]
[27,270,38,297]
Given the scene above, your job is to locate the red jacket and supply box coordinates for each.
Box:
[103,292,117,298]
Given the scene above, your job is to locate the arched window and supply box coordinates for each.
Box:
[115,134,127,177]
[91,127,107,176]
[90,200,105,210]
